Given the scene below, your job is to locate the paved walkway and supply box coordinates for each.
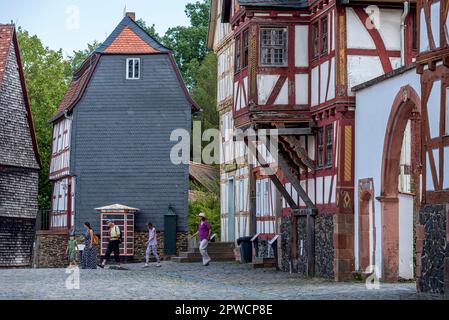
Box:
[0,261,436,300]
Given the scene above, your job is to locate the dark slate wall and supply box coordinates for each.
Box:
[0,42,39,170]
[0,216,36,266]
[71,54,191,233]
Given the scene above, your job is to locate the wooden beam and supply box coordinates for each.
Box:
[235,128,312,140]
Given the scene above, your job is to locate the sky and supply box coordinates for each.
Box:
[0,0,193,57]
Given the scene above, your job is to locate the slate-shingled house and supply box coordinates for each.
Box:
[34,13,197,266]
[0,24,41,267]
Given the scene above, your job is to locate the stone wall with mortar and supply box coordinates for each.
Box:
[416,203,448,295]
[278,214,335,279]
[33,231,188,267]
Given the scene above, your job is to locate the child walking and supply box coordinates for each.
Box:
[66,235,78,268]
[144,223,161,267]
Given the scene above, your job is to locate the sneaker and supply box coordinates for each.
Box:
[156,263,161,267]
[144,263,149,268]
[97,264,104,269]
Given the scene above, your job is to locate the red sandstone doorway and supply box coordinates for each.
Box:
[379,85,421,282]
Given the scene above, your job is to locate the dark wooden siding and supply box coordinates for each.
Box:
[71,54,191,233]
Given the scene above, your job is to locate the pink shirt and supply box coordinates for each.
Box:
[198,221,211,241]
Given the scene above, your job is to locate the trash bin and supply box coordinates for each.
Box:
[237,236,253,263]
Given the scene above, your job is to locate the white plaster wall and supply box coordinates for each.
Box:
[426,149,439,191]
[431,2,441,49]
[257,74,279,105]
[420,8,429,53]
[274,80,288,105]
[295,74,309,105]
[346,7,375,49]
[444,146,449,189]
[354,68,420,275]
[348,56,384,95]
[378,9,402,51]
[316,176,323,205]
[328,58,335,101]
[427,80,441,139]
[320,60,329,104]
[295,25,309,68]
[398,193,414,280]
[311,66,319,106]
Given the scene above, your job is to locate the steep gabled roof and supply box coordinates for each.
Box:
[96,16,170,54]
[51,15,199,123]
[238,0,308,9]
[0,24,14,89]
[0,24,41,168]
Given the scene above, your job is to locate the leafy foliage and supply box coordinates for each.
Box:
[16,28,72,209]
[68,40,101,72]
[188,190,220,238]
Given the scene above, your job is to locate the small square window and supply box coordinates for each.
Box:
[126,58,140,79]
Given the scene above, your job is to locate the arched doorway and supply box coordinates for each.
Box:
[379,85,421,282]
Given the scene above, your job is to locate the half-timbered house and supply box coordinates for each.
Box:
[415,0,449,294]
[35,13,197,266]
[0,24,41,267]
[209,0,418,280]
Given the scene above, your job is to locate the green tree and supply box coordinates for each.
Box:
[68,40,101,72]
[136,19,162,43]
[162,0,210,88]
[188,191,220,237]
[17,28,72,209]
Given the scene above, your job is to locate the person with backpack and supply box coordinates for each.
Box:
[99,219,121,269]
[80,222,98,269]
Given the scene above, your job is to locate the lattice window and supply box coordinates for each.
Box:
[243,29,249,68]
[126,58,140,79]
[325,124,333,167]
[260,28,287,66]
[235,35,241,71]
[312,22,319,59]
[321,17,328,55]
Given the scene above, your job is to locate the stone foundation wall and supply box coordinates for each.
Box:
[33,232,68,268]
[279,213,335,279]
[315,214,334,278]
[33,230,189,267]
[0,217,36,267]
[133,231,188,262]
[280,216,291,272]
[417,204,448,295]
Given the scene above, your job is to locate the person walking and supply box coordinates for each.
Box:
[195,212,212,266]
[99,220,121,268]
[66,235,78,268]
[144,222,161,267]
[80,222,98,269]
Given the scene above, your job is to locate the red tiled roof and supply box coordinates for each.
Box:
[104,27,159,54]
[51,55,99,122]
[0,24,14,88]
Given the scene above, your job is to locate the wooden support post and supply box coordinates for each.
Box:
[306,210,316,277]
[249,164,257,236]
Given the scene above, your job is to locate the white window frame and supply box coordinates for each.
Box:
[126,58,140,80]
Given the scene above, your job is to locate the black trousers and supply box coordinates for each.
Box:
[104,240,120,263]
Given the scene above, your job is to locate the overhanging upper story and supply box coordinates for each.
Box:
[209,0,418,129]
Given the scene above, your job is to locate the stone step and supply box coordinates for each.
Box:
[250,257,277,269]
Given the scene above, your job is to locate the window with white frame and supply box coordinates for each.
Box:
[126,58,140,79]
[238,179,245,212]
[260,28,287,66]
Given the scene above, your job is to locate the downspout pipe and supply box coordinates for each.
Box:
[401,1,410,66]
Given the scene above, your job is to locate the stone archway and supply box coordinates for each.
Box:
[379,85,421,282]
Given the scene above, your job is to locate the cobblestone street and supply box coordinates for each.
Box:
[0,261,434,300]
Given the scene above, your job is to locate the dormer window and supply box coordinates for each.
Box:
[126,58,140,79]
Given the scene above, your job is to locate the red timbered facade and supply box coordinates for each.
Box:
[415,0,449,294]
[211,0,417,280]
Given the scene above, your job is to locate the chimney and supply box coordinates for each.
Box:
[126,12,136,20]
